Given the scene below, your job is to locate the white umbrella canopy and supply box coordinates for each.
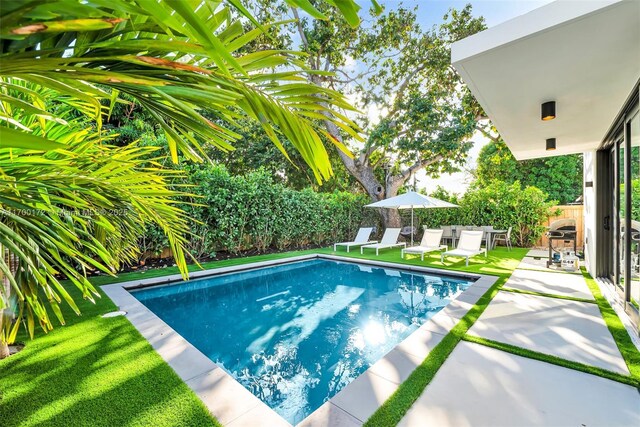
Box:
[365,191,458,245]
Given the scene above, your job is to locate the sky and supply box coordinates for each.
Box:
[370,0,554,194]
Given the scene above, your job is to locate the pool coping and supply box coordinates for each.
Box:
[101,253,498,426]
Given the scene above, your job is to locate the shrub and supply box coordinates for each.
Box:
[142,165,377,259]
[461,181,559,246]
[416,181,558,247]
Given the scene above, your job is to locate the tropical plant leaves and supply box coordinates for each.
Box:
[0,0,369,345]
[0,0,364,183]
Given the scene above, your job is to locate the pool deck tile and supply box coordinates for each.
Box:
[368,348,425,385]
[443,290,484,317]
[462,284,493,297]
[468,290,629,374]
[297,402,361,427]
[186,368,269,426]
[395,328,445,360]
[228,402,292,427]
[505,268,593,299]
[398,341,640,427]
[329,370,399,423]
[158,341,218,382]
[419,311,460,335]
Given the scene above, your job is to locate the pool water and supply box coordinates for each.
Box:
[133,259,473,424]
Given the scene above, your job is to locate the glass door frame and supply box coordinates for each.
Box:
[597,81,639,329]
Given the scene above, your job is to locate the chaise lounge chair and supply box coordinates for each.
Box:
[333,227,377,252]
[360,228,405,255]
[402,229,447,261]
[440,230,486,266]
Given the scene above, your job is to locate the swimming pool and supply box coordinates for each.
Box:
[131,258,473,424]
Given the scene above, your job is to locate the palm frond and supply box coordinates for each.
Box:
[0,0,363,182]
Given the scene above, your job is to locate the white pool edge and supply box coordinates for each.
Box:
[101,253,498,426]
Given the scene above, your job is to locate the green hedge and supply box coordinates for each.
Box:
[417,181,558,247]
[142,170,557,259]
[142,165,378,258]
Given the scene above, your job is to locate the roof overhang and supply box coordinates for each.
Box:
[452,0,640,160]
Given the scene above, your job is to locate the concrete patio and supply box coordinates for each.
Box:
[396,251,640,426]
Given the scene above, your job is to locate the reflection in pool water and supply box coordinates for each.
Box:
[133,259,472,424]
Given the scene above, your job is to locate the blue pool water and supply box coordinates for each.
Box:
[133,259,473,424]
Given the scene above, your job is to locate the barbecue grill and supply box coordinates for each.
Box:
[546,218,577,267]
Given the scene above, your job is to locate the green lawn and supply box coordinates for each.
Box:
[0,283,222,427]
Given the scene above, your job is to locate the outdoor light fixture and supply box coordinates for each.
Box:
[546,138,556,151]
[541,101,556,121]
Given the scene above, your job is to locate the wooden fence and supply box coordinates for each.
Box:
[535,205,584,250]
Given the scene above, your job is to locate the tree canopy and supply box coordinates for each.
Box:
[239,2,487,225]
[475,138,583,205]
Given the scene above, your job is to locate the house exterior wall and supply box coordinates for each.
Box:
[583,151,597,277]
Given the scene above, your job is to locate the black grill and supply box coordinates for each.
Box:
[546,219,577,267]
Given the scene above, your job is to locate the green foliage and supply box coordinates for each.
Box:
[0,0,367,346]
[0,0,363,182]
[461,181,558,247]
[0,102,192,344]
[476,139,583,205]
[246,2,487,204]
[144,165,378,258]
[417,181,558,247]
[416,186,462,229]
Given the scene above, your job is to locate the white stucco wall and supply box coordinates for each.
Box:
[583,151,597,277]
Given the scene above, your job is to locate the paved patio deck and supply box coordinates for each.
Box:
[396,252,640,427]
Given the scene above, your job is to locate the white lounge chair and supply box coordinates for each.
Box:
[360,228,405,255]
[440,230,487,266]
[402,229,447,261]
[333,227,377,252]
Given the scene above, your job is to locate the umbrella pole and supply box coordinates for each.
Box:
[411,207,414,246]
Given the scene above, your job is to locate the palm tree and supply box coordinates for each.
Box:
[0,0,370,357]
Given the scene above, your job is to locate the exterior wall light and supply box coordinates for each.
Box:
[541,101,556,120]
[546,138,556,151]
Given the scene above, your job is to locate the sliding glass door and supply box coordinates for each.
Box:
[630,112,640,310]
[600,84,639,327]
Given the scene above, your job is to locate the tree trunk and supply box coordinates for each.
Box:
[0,307,11,359]
[317,95,415,227]
[0,339,9,359]
[1,246,13,359]
[380,209,402,228]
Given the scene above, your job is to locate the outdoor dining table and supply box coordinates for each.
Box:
[450,226,506,251]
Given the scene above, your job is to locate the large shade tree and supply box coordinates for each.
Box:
[475,135,583,205]
[245,2,486,225]
[0,0,367,357]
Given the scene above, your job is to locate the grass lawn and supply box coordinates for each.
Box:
[0,283,222,427]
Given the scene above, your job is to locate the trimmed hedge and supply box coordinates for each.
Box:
[142,165,379,258]
[142,170,558,259]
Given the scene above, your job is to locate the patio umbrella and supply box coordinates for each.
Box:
[365,191,458,246]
